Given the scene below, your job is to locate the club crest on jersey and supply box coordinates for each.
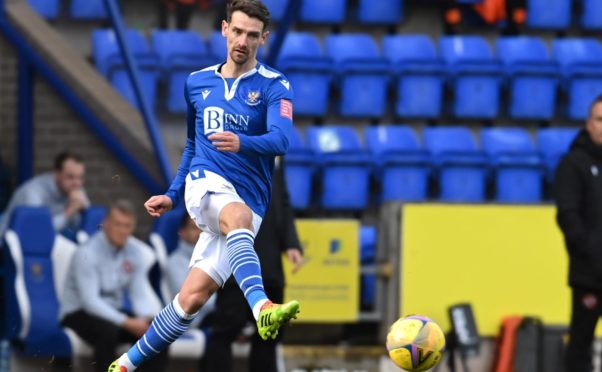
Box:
[245,90,261,106]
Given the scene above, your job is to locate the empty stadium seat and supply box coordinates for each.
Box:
[364,126,430,202]
[537,127,579,181]
[306,126,372,210]
[284,127,316,209]
[423,127,488,202]
[496,37,559,120]
[527,0,572,29]
[360,225,377,308]
[151,31,215,113]
[581,0,602,29]
[440,36,502,119]
[481,128,544,203]
[382,35,445,119]
[300,0,347,23]
[28,0,60,19]
[277,32,333,116]
[325,34,390,118]
[263,0,289,22]
[92,29,159,110]
[70,0,109,19]
[3,207,76,358]
[553,38,602,120]
[356,0,403,25]
[76,206,107,244]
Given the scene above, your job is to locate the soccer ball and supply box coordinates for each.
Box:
[386,315,446,371]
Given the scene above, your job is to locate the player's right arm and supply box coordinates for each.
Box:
[146,79,196,217]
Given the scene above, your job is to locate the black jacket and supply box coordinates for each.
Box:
[555,129,602,289]
[254,160,301,287]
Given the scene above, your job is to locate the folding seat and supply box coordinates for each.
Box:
[306,126,372,210]
[527,0,572,29]
[300,0,347,24]
[28,0,60,19]
[76,206,107,244]
[263,0,289,22]
[324,34,390,118]
[356,0,403,25]
[423,127,488,202]
[481,128,544,203]
[581,0,602,29]
[439,36,502,119]
[92,29,159,110]
[364,125,430,202]
[277,32,333,116]
[151,31,215,113]
[382,35,445,119]
[360,225,377,309]
[536,127,579,181]
[496,37,559,120]
[70,0,110,19]
[284,127,316,209]
[553,38,602,120]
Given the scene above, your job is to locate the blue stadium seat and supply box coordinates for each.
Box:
[151,31,215,113]
[300,0,347,23]
[263,0,289,22]
[324,34,390,118]
[423,127,488,202]
[356,0,403,25]
[360,225,377,308]
[382,35,445,119]
[277,32,333,116]
[284,127,316,209]
[581,0,602,29]
[553,38,602,120]
[537,127,579,182]
[76,206,107,244]
[3,207,76,358]
[92,29,159,110]
[28,0,59,19]
[439,36,502,119]
[364,125,430,202]
[527,0,572,29]
[481,128,544,203]
[70,0,110,19]
[496,37,559,120]
[306,126,372,210]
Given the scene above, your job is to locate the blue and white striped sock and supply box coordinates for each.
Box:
[226,229,268,320]
[121,294,196,369]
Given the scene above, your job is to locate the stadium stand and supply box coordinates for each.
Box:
[360,225,377,308]
[356,0,404,25]
[581,0,602,29]
[526,0,572,29]
[300,0,347,24]
[263,0,290,22]
[536,127,579,182]
[70,0,110,20]
[27,0,59,19]
[284,127,316,209]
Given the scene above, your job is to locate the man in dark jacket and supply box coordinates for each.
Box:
[204,158,303,372]
[555,95,602,372]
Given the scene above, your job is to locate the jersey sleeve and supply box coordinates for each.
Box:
[165,78,196,206]
[238,76,294,156]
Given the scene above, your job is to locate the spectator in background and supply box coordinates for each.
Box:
[555,95,602,372]
[0,151,89,239]
[204,159,303,372]
[166,215,216,326]
[59,200,168,372]
[158,0,213,29]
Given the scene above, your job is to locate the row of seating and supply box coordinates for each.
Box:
[284,126,579,209]
[93,29,602,120]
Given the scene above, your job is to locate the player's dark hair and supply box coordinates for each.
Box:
[53,151,84,171]
[226,0,271,31]
[110,199,136,219]
[589,94,602,118]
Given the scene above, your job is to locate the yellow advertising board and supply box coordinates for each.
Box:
[400,204,571,336]
[283,219,359,322]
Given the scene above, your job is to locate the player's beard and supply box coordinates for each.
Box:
[231,47,251,66]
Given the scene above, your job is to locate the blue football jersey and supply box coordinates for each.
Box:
[165,62,294,217]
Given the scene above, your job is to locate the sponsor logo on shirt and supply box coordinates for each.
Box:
[203,106,251,135]
[280,99,293,120]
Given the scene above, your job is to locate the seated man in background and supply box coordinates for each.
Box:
[59,200,168,372]
[166,214,216,327]
[0,151,89,238]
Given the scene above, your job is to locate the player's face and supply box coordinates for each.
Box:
[587,102,602,146]
[103,209,136,248]
[55,159,85,195]
[179,217,201,245]
[222,11,268,66]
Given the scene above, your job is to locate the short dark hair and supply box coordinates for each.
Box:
[226,0,271,31]
[589,94,602,118]
[53,151,84,171]
[109,199,136,219]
